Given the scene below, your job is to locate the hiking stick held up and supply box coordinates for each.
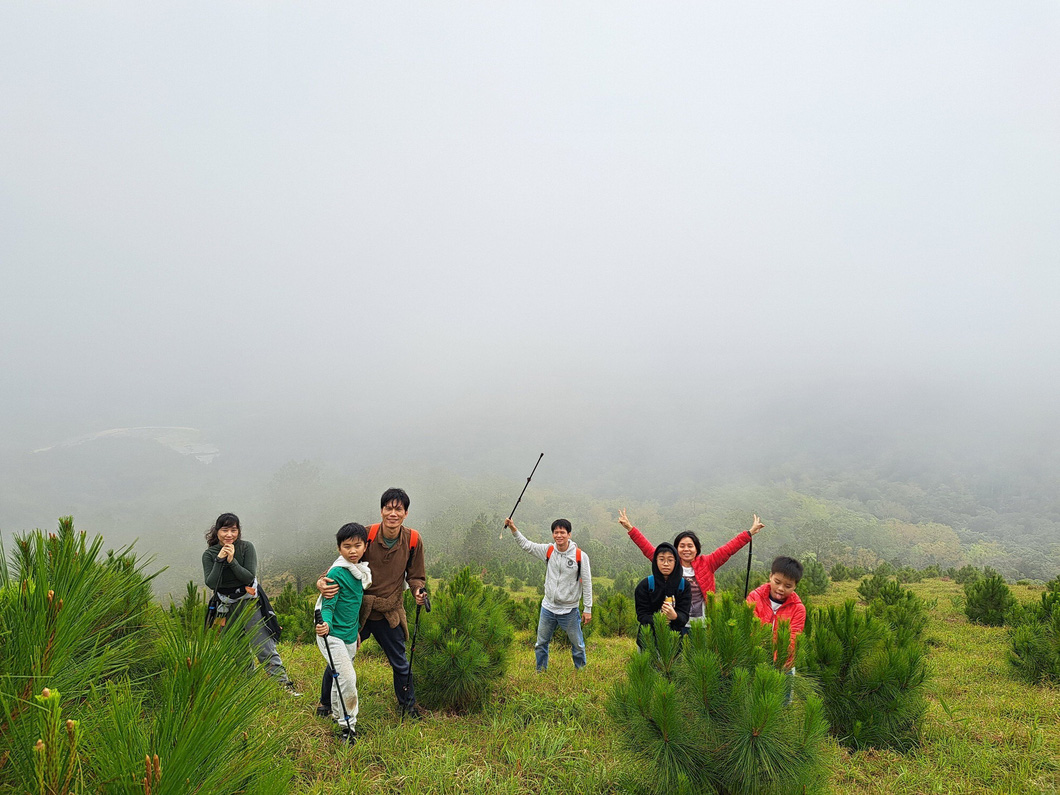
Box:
[504,453,544,532]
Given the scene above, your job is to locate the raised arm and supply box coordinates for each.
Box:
[701,514,763,572]
[618,509,656,561]
[504,518,550,561]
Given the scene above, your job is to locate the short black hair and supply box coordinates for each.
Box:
[771,556,804,583]
[337,522,369,547]
[380,487,410,511]
[673,531,702,556]
[550,519,572,533]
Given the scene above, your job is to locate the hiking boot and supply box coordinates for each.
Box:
[402,704,422,720]
[339,727,357,746]
[282,681,302,697]
[315,703,331,717]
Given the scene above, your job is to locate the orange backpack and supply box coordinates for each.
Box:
[545,544,582,581]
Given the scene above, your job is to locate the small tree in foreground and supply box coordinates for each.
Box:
[799,600,928,751]
[868,579,933,643]
[1009,590,1060,686]
[1,518,294,794]
[608,594,830,795]
[964,572,1016,627]
[800,557,831,596]
[595,591,638,638]
[413,567,513,713]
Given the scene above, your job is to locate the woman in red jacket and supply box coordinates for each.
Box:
[618,509,764,622]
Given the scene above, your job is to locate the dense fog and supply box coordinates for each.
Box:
[2,3,1058,594]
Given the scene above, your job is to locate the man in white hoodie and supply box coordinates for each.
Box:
[505,517,593,671]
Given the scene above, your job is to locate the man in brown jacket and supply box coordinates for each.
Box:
[319,487,427,718]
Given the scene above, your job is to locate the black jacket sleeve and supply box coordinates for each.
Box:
[634,578,655,625]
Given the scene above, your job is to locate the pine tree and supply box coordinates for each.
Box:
[964,572,1016,626]
[800,557,830,596]
[856,571,891,604]
[608,594,830,795]
[954,564,982,585]
[829,562,852,582]
[271,581,315,643]
[1008,590,1060,685]
[596,591,638,638]
[868,580,933,643]
[0,518,295,794]
[412,567,514,712]
[799,600,928,751]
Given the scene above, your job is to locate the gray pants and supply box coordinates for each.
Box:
[228,600,290,684]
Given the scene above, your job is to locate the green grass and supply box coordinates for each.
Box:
[265,580,1059,794]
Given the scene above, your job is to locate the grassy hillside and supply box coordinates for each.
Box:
[269,579,1059,794]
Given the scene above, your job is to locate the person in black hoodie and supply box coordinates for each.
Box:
[634,542,692,651]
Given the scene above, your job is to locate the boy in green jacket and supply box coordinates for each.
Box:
[315,523,373,744]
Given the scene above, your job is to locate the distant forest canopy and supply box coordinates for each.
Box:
[1,421,1057,597]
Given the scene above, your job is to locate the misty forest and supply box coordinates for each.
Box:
[2,3,1059,794]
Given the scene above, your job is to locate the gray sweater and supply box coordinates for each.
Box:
[512,530,592,614]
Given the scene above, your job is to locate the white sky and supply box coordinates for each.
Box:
[2,2,1058,471]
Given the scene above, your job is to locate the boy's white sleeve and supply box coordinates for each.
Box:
[582,553,592,611]
[513,530,549,562]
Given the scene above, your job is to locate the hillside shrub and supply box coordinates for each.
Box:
[608,594,829,795]
[856,572,891,604]
[800,557,830,596]
[0,518,294,794]
[799,600,929,751]
[830,562,853,582]
[413,567,513,712]
[168,579,207,632]
[964,573,1016,627]
[1008,590,1060,686]
[895,566,923,584]
[595,591,637,638]
[272,581,316,643]
[867,580,933,643]
[955,565,982,585]
[874,561,895,578]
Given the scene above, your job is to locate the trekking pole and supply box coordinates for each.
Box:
[499,453,544,538]
[401,588,431,721]
[314,609,352,733]
[743,535,753,599]
[504,453,542,530]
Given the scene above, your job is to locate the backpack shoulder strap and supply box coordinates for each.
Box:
[648,575,656,592]
[546,544,554,561]
[409,529,419,549]
[678,577,685,592]
[368,524,380,544]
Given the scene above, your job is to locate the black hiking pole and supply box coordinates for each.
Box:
[743,535,753,599]
[499,453,544,539]
[507,453,544,525]
[314,609,353,736]
[401,588,431,721]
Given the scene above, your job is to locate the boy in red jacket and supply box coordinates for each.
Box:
[746,556,806,671]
